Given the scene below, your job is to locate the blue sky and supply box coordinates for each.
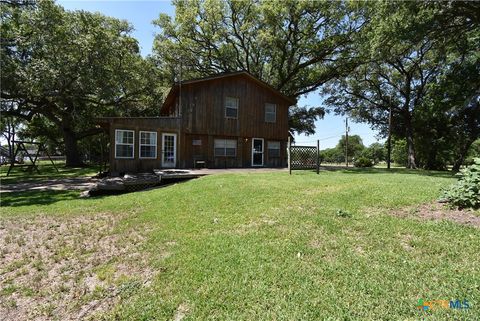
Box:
[59,0,381,149]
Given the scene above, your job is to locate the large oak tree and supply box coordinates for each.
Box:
[323,1,480,170]
[1,0,160,166]
[153,0,365,136]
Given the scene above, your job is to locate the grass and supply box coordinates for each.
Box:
[0,160,99,185]
[1,168,479,320]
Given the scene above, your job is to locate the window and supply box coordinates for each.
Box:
[214,139,237,157]
[265,103,276,123]
[268,141,280,157]
[115,129,134,159]
[139,131,157,159]
[225,97,239,118]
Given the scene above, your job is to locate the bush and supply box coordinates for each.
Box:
[440,158,480,209]
[354,157,373,168]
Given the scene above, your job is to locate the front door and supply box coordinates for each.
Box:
[252,138,264,166]
[162,133,177,168]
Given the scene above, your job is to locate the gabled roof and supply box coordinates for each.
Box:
[161,71,297,111]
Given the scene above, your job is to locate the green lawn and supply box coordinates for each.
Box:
[0,160,99,185]
[1,169,479,320]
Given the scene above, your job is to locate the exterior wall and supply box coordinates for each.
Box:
[103,74,291,173]
[182,134,287,169]
[104,118,181,174]
[177,75,290,140]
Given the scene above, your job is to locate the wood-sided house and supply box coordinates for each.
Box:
[98,71,296,173]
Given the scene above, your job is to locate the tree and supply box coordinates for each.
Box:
[336,134,365,163]
[362,142,386,165]
[153,0,365,136]
[391,139,408,166]
[320,147,345,164]
[1,0,160,166]
[324,32,443,169]
[323,2,480,170]
[0,116,23,161]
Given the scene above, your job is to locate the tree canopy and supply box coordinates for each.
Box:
[1,0,478,170]
[323,1,480,170]
[153,0,365,136]
[1,0,162,165]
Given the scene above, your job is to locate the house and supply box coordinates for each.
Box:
[98,71,296,173]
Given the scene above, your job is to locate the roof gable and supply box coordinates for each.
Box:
[161,71,296,111]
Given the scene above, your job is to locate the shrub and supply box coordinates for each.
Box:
[440,158,480,209]
[354,157,373,168]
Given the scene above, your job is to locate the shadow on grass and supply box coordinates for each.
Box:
[315,166,456,179]
[0,190,81,207]
[0,162,99,185]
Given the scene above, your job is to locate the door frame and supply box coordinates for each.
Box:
[251,137,264,167]
[161,133,177,168]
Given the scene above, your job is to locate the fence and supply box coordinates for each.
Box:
[287,138,320,174]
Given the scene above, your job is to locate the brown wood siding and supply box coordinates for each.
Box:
[102,73,291,172]
[105,118,181,173]
[179,74,290,140]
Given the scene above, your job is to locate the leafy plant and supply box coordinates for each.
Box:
[354,157,373,168]
[336,209,352,218]
[440,158,480,209]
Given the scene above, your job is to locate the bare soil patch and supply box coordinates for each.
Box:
[0,177,96,193]
[0,213,155,320]
[392,202,480,228]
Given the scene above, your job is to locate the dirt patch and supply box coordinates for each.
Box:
[173,302,190,321]
[0,177,97,193]
[0,213,157,320]
[391,202,480,228]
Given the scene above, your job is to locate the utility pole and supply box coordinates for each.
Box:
[178,60,182,116]
[387,106,392,169]
[345,118,349,167]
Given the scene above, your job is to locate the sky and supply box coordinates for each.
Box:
[58,0,381,149]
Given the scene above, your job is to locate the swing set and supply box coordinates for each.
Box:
[6,141,58,176]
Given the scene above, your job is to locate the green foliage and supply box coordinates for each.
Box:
[3,170,475,321]
[336,135,365,159]
[320,147,345,164]
[354,157,373,168]
[361,142,385,164]
[323,2,480,170]
[1,0,164,165]
[392,139,408,167]
[335,209,352,218]
[441,158,480,209]
[153,0,361,136]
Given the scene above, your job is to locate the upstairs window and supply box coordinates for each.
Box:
[268,141,280,157]
[225,97,239,118]
[139,131,157,159]
[265,103,276,123]
[115,129,134,159]
[214,139,237,157]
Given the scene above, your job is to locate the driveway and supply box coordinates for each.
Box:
[0,168,288,193]
[0,177,97,193]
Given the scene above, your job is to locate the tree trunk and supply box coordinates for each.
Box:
[452,139,475,172]
[404,116,417,169]
[63,128,83,167]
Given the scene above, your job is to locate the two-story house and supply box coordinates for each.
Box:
[98,71,296,173]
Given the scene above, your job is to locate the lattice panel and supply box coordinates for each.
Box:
[290,146,318,170]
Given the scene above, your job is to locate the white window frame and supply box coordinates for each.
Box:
[139,131,157,159]
[115,129,135,159]
[214,139,237,157]
[265,103,276,123]
[268,141,281,158]
[225,97,239,119]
